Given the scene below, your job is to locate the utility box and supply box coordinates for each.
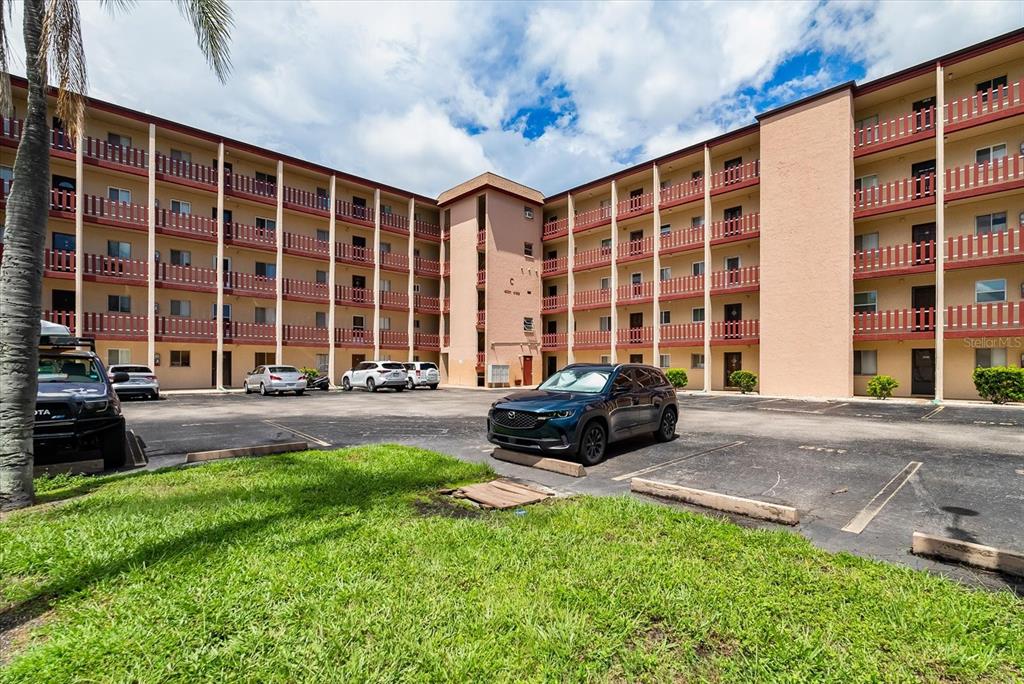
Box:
[488,364,510,387]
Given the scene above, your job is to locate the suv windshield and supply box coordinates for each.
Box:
[39,356,103,383]
[538,368,610,394]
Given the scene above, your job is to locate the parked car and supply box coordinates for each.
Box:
[403,361,440,390]
[487,363,678,466]
[341,361,408,392]
[35,320,130,469]
[243,365,307,396]
[108,364,160,400]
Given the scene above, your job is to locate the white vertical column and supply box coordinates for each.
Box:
[652,162,662,366]
[274,160,284,362]
[609,181,619,363]
[215,142,226,388]
[407,197,416,361]
[327,175,337,385]
[934,64,945,403]
[566,193,576,364]
[372,188,382,358]
[147,124,157,371]
[74,133,83,334]
[702,145,712,392]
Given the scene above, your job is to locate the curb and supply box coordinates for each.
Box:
[186,441,308,463]
[490,448,586,478]
[630,478,799,525]
[911,532,1024,578]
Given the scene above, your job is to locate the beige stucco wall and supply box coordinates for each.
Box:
[445,196,481,386]
[759,89,854,397]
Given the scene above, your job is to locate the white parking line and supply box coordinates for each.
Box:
[612,441,744,481]
[841,461,922,534]
[262,420,331,447]
[921,405,945,420]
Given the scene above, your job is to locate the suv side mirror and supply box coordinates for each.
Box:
[111,372,130,384]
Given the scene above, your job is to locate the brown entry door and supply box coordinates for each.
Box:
[724,303,742,339]
[911,222,936,264]
[351,354,365,372]
[911,348,935,396]
[210,351,231,388]
[724,352,742,387]
[522,356,533,386]
[911,285,936,331]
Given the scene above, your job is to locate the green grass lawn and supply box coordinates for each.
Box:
[1,446,1021,682]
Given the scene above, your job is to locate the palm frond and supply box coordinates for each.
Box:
[0,0,12,116]
[40,0,87,140]
[97,0,138,14]
[171,0,233,83]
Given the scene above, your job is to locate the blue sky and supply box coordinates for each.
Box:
[8,1,1024,196]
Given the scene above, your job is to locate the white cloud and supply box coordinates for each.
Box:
[5,0,1022,196]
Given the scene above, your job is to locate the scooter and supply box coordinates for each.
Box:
[307,374,331,391]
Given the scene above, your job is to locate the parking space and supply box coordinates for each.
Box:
[121,388,1024,589]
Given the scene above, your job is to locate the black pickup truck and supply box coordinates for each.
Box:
[35,320,129,470]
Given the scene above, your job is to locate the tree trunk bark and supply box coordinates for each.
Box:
[0,0,50,510]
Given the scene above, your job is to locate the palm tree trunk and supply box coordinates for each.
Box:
[0,0,51,510]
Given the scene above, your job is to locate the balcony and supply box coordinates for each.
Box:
[542,254,568,276]
[710,213,760,244]
[710,266,759,294]
[155,209,217,242]
[225,222,276,251]
[414,333,440,350]
[82,136,148,173]
[853,242,935,279]
[380,330,409,348]
[380,211,409,236]
[946,302,1024,338]
[81,312,148,339]
[379,290,409,310]
[574,330,611,349]
[574,287,611,310]
[414,255,442,276]
[710,319,760,344]
[660,178,703,208]
[225,172,276,205]
[660,322,704,346]
[541,294,567,313]
[82,194,149,231]
[710,160,760,195]
[617,281,653,304]
[224,321,275,344]
[82,254,147,284]
[283,232,331,260]
[574,205,612,232]
[380,250,409,272]
[476,352,485,368]
[476,310,486,326]
[335,285,374,307]
[414,218,442,240]
[154,316,218,341]
[282,186,331,217]
[617,235,653,263]
[543,217,569,239]
[945,155,1024,202]
[283,325,329,346]
[156,262,218,292]
[477,269,486,285]
[225,272,276,298]
[335,328,373,346]
[853,108,935,157]
[542,332,567,349]
[154,152,217,190]
[336,200,373,227]
[616,191,653,221]
[616,326,653,346]
[41,249,76,278]
[336,242,374,268]
[946,228,1024,269]
[413,293,440,314]
[573,244,612,272]
[853,308,936,340]
[477,229,486,245]
[282,278,329,302]
[661,274,704,301]
[661,226,704,254]
[853,174,935,218]
[945,78,1024,133]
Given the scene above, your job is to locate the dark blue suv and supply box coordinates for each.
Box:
[487,363,678,466]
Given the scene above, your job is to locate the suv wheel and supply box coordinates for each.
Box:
[407,378,415,390]
[428,384,438,390]
[578,421,607,466]
[259,383,268,396]
[367,377,377,392]
[342,377,352,391]
[102,423,128,470]
[654,407,677,442]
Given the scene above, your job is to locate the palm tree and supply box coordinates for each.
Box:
[0,0,232,510]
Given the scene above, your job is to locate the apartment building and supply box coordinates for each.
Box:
[1,29,1022,399]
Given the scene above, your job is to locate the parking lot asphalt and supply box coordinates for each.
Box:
[121,388,1024,592]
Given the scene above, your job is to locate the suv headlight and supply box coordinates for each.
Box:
[82,399,110,414]
[540,409,575,419]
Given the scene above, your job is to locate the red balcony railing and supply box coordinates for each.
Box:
[336,242,374,266]
[155,209,218,241]
[543,217,569,238]
[661,226,704,253]
[380,290,409,309]
[476,310,486,325]
[710,266,759,293]
[414,218,441,239]
[477,269,486,285]
[49,188,75,214]
[43,249,76,275]
[617,326,653,345]
[414,293,440,313]
[335,285,373,306]
[946,303,1023,336]
[335,328,373,346]
[82,194,148,228]
[83,254,147,282]
[945,155,1024,200]
[282,186,331,214]
[476,352,485,367]
[225,172,276,201]
[283,325,329,345]
[336,200,373,225]
[710,319,760,343]
[225,321,276,343]
[282,278,329,302]
[82,312,148,339]
[617,191,653,219]
[380,251,409,271]
[660,323,704,345]
[225,272,276,297]
[380,211,409,235]
[224,222,276,250]
[156,262,218,290]
[661,274,704,299]
[574,287,612,309]
[414,256,441,276]
[574,205,612,231]
[617,235,653,262]
[617,281,653,303]
[853,308,935,339]
[710,213,759,243]
[945,78,1024,131]
[83,136,147,170]
[574,244,613,271]
[283,232,331,259]
[853,241,935,277]
[853,174,935,216]
[154,316,216,340]
[542,254,567,275]
[154,152,217,187]
[41,310,76,332]
[414,333,440,349]
[710,160,760,193]
[660,178,704,207]
[853,108,935,154]
[946,228,1024,268]
[574,330,611,348]
[380,330,409,348]
[1,117,22,145]
[542,294,567,312]
[542,332,567,348]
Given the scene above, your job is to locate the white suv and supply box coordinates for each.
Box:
[403,362,440,390]
[341,361,408,392]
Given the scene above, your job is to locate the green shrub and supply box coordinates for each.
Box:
[866,374,899,399]
[729,370,757,394]
[299,367,320,383]
[665,368,688,389]
[972,366,1024,404]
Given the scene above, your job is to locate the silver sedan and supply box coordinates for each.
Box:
[243,365,308,396]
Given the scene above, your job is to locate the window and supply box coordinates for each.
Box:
[211,303,232,320]
[691,215,704,228]
[52,232,75,251]
[975,212,1008,235]
[315,270,328,284]
[413,283,421,294]
[107,295,131,313]
[170,148,192,164]
[315,312,327,328]
[380,242,392,254]
[975,347,1008,368]
[170,199,191,215]
[599,316,611,332]
[170,350,191,367]
[107,240,131,259]
[659,354,671,369]
[523,242,534,257]
[660,310,671,325]
[600,355,611,364]
[107,132,131,147]
[854,175,879,192]
[254,352,276,367]
[107,187,131,203]
[379,316,391,330]
[854,233,879,252]
[254,307,275,324]
[523,205,534,220]
[414,319,421,329]
[600,238,612,252]
[352,315,365,330]
[975,279,1006,303]
[380,279,392,292]
[660,267,671,281]
[691,261,704,277]
[314,353,329,371]
[107,348,131,366]
[523,317,534,332]
[169,249,191,266]
[170,299,191,317]
[381,204,393,215]
[316,229,329,242]
[255,262,276,279]
[476,194,486,231]
[691,307,704,323]
[855,114,879,130]
[691,353,705,370]
[255,171,276,185]
[0,164,12,187]
[976,144,1007,165]
[976,75,1008,102]
[255,216,276,231]
[854,350,878,376]
[854,291,877,313]
[600,277,610,290]
[691,170,703,180]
